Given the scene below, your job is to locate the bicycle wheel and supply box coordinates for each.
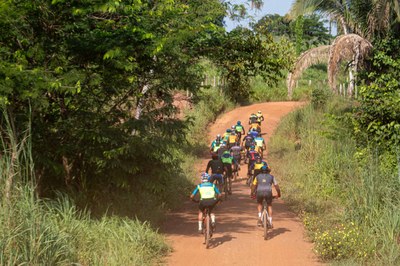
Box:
[228,174,232,195]
[205,212,210,248]
[263,209,268,240]
[224,177,228,200]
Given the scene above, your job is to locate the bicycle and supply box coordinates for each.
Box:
[261,196,278,240]
[223,173,231,200]
[192,199,214,249]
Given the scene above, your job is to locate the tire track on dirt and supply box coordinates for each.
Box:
[162,102,322,266]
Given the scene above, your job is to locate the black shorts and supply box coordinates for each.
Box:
[224,163,232,177]
[210,174,224,185]
[256,191,273,204]
[199,198,218,211]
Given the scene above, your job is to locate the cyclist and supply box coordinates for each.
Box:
[223,129,231,143]
[227,129,238,149]
[234,121,245,142]
[210,135,222,151]
[211,140,223,153]
[205,153,226,192]
[253,157,267,178]
[217,142,229,159]
[256,110,264,126]
[242,132,254,152]
[251,165,281,227]
[247,145,261,177]
[190,173,221,233]
[230,142,243,165]
[249,128,259,139]
[249,113,258,125]
[253,134,266,157]
[221,150,237,180]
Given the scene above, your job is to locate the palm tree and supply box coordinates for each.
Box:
[289,0,400,38]
[289,0,352,35]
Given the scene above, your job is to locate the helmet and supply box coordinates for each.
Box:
[247,132,251,135]
[231,125,235,130]
[250,145,255,151]
[256,157,262,163]
[216,134,221,139]
[211,153,218,160]
[201,172,210,182]
[226,129,232,133]
[237,121,241,125]
[261,165,268,172]
[258,110,262,114]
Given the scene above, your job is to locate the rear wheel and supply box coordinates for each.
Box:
[224,177,228,200]
[263,210,268,240]
[227,175,232,194]
[205,213,210,248]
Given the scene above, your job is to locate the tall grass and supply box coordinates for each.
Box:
[250,64,327,102]
[268,92,400,264]
[0,109,169,265]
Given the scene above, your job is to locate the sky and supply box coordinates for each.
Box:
[225,0,294,31]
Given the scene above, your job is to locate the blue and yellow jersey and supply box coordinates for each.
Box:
[191,182,221,200]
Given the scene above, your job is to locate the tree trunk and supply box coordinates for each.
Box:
[135,84,150,120]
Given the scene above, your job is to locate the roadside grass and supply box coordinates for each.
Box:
[268,91,400,265]
[250,64,327,102]
[0,119,169,265]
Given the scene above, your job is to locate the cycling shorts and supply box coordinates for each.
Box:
[223,163,232,177]
[209,173,224,185]
[199,198,218,211]
[256,191,273,204]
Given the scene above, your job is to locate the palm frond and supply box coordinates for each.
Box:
[287,45,331,99]
[327,34,372,92]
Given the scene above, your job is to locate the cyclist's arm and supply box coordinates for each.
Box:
[205,161,211,174]
[251,177,257,195]
[214,186,221,197]
[272,176,281,198]
[274,184,281,198]
[190,186,199,199]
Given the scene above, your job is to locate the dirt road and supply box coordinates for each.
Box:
[162,102,322,266]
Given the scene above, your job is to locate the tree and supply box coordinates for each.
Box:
[354,37,400,180]
[289,0,400,39]
[252,13,332,53]
[0,0,226,194]
[210,27,295,103]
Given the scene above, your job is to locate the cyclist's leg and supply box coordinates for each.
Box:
[265,191,273,227]
[256,192,264,225]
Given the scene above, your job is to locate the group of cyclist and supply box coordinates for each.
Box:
[191,110,281,233]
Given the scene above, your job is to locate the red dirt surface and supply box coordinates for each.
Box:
[162,102,322,266]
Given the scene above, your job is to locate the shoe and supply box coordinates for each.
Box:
[257,219,262,227]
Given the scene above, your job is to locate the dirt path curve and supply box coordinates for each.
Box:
[162,102,322,266]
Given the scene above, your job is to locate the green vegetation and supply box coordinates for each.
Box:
[250,64,327,102]
[269,92,400,264]
[0,112,169,265]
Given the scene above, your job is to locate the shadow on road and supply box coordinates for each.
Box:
[208,234,236,249]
